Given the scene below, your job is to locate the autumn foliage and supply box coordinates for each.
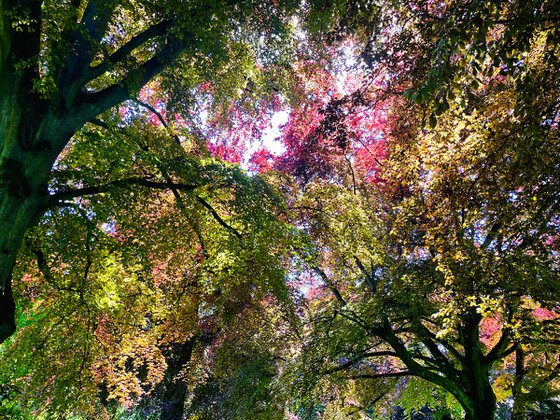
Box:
[1,1,560,419]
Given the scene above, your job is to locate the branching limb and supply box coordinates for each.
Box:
[73,32,193,129]
[86,20,174,83]
[351,370,411,380]
[413,321,461,375]
[337,310,372,332]
[49,177,198,205]
[418,319,466,365]
[485,327,515,364]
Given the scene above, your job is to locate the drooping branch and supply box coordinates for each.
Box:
[351,370,411,380]
[135,99,169,127]
[195,195,242,239]
[134,99,182,145]
[324,351,399,374]
[337,309,372,332]
[85,111,239,251]
[25,236,80,294]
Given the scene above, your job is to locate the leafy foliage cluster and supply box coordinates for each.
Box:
[0,0,559,419]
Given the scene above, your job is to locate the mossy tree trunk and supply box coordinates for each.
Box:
[0,0,55,341]
[0,0,193,342]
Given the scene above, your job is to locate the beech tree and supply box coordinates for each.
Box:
[0,0,376,415]
[0,0,309,341]
[1,0,559,418]
[273,1,560,418]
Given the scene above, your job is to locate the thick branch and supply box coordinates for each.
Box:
[81,0,117,45]
[354,255,377,292]
[414,321,463,373]
[419,319,465,364]
[86,19,174,83]
[481,221,502,249]
[484,327,514,364]
[10,0,42,62]
[73,33,192,127]
[2,0,42,90]
[56,0,118,92]
[379,316,471,407]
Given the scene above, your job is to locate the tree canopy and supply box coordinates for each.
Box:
[0,0,559,419]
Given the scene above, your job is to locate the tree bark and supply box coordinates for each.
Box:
[461,378,497,420]
[0,105,71,340]
[460,312,497,420]
[381,312,498,420]
[0,62,63,341]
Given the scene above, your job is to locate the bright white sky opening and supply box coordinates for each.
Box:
[243,109,289,168]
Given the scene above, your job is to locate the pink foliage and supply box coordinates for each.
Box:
[274,58,389,184]
[532,307,558,321]
[248,147,275,172]
[480,315,503,348]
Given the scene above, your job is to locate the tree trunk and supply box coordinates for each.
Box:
[0,186,48,341]
[458,359,497,420]
[160,379,188,420]
[460,312,497,420]
[511,347,528,420]
[0,0,55,341]
[381,315,498,420]
[0,116,64,341]
[0,0,89,341]
[158,339,196,420]
[1,0,196,342]
[462,380,497,420]
[0,76,71,341]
